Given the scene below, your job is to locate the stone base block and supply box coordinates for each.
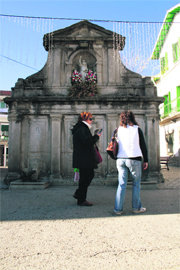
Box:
[10,180,51,190]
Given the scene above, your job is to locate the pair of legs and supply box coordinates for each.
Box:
[114,159,142,212]
[74,168,94,204]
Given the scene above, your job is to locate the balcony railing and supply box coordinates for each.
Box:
[159,96,180,119]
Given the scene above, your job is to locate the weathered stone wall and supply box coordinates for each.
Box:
[6,96,162,183]
[5,21,164,184]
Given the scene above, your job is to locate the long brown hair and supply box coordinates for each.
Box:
[119,111,138,128]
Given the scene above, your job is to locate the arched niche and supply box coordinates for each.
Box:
[71,51,97,73]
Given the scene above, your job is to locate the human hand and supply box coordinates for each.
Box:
[143,162,148,170]
[95,129,103,136]
[97,129,103,136]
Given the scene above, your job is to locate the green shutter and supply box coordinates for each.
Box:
[165,52,168,72]
[163,93,171,117]
[161,57,165,74]
[164,95,168,116]
[161,53,168,74]
[172,43,178,62]
[177,86,180,112]
[168,92,171,113]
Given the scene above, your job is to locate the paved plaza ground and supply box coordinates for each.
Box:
[0,166,180,270]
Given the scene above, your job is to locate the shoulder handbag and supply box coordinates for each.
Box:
[94,144,103,164]
[106,128,119,160]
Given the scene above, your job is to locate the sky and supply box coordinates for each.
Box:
[0,0,180,90]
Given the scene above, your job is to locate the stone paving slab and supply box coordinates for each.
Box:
[0,184,180,270]
[0,166,180,270]
[0,185,180,221]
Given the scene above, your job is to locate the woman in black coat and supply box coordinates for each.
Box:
[72,112,102,206]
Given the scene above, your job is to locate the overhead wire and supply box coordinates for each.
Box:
[0,13,180,24]
[0,55,38,70]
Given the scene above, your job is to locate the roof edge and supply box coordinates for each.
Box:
[151,4,180,60]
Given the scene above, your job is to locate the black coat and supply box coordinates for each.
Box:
[72,121,99,169]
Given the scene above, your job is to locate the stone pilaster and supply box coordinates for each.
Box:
[146,114,161,173]
[21,116,30,170]
[102,46,108,85]
[93,44,103,85]
[8,115,21,173]
[50,114,62,179]
[28,115,50,176]
[143,113,163,182]
[60,115,74,179]
[107,48,116,84]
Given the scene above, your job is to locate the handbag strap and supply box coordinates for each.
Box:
[114,128,118,135]
[112,128,118,140]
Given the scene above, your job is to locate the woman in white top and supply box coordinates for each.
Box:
[114,111,148,215]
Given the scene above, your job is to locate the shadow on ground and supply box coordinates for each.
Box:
[0,185,179,221]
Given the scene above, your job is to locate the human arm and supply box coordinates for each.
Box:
[76,123,99,147]
[138,127,148,170]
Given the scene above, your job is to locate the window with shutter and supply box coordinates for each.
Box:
[177,86,180,112]
[160,52,168,74]
[164,95,168,116]
[163,92,171,117]
[172,42,179,63]
[161,57,165,74]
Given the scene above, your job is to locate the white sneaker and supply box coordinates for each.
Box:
[113,210,123,216]
[132,207,146,214]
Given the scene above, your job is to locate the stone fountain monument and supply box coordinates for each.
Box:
[5,20,163,185]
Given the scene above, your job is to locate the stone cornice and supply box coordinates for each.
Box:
[4,95,164,105]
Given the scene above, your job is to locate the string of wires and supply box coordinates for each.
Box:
[0,13,179,24]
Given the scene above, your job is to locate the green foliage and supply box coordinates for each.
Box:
[68,81,98,98]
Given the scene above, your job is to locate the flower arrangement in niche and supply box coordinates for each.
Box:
[85,70,97,84]
[69,69,97,97]
[71,70,82,84]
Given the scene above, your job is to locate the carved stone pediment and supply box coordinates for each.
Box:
[71,28,103,38]
[43,20,125,51]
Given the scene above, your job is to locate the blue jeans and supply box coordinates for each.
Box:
[114,159,142,212]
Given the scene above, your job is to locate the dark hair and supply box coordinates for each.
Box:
[119,111,138,127]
